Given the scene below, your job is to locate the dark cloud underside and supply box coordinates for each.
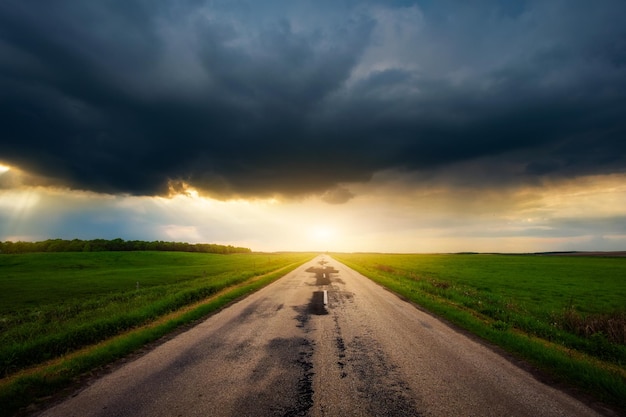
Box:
[1,0,625,198]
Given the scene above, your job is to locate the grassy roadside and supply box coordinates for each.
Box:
[333,253,626,414]
[0,255,313,417]
[1,252,311,376]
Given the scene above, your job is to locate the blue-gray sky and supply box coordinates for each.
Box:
[1,0,625,252]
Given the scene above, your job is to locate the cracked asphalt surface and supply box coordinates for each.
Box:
[36,256,611,417]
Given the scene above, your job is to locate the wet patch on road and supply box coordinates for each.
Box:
[333,315,348,379]
[293,291,329,322]
[310,291,328,315]
[293,305,310,330]
[345,335,425,417]
[305,265,339,286]
[229,337,315,417]
[288,338,315,417]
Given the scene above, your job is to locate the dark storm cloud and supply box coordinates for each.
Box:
[1,0,625,199]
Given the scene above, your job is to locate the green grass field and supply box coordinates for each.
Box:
[333,253,626,411]
[1,251,290,311]
[0,251,313,373]
[0,251,314,415]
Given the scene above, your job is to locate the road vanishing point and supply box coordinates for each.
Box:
[36,256,612,417]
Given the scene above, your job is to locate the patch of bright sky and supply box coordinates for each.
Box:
[1,170,625,253]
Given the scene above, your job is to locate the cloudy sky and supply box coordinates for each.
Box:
[1,0,625,252]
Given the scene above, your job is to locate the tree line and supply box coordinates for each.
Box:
[0,238,251,254]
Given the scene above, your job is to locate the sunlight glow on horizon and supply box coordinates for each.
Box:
[1,170,625,253]
[309,225,335,241]
[0,164,10,174]
[301,224,341,252]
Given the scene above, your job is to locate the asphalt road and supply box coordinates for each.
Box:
[36,256,611,417]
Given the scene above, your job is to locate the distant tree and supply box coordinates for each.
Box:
[0,238,252,254]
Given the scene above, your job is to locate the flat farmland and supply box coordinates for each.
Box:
[333,253,626,409]
[1,251,305,311]
[334,253,626,314]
